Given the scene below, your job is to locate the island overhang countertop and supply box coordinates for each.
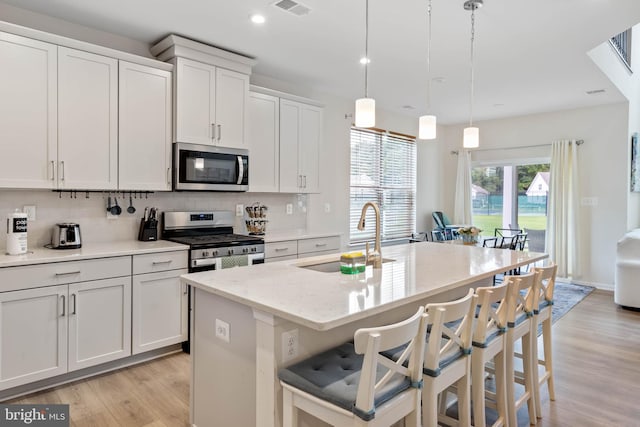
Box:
[181,241,547,331]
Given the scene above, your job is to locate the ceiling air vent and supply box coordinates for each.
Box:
[273,0,311,16]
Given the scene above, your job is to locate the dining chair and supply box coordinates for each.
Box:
[278,306,428,427]
[471,282,510,427]
[503,271,540,426]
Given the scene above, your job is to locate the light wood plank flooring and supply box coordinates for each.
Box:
[7,290,640,426]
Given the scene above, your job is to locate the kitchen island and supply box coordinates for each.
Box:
[181,241,547,427]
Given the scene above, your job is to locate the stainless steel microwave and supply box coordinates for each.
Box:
[173,143,249,191]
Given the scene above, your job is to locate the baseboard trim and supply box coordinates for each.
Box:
[0,344,183,402]
[557,277,614,292]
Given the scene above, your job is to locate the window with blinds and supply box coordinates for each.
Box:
[350,127,416,243]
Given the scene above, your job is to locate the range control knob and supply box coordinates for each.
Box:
[251,247,257,252]
[228,249,233,256]
[212,250,218,257]
[242,248,249,254]
[203,251,209,258]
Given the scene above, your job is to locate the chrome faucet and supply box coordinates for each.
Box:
[357,201,382,268]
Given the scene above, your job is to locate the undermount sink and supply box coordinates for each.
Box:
[299,258,395,273]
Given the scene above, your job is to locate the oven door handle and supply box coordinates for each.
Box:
[192,258,219,267]
[236,156,244,185]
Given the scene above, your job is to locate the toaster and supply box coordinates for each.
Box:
[51,223,82,249]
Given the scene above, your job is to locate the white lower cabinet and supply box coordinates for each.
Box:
[67,277,131,371]
[132,269,188,354]
[0,285,68,390]
[0,276,132,390]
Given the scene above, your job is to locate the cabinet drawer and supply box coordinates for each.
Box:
[264,254,298,263]
[297,236,340,255]
[265,240,298,258]
[0,257,131,293]
[133,251,188,275]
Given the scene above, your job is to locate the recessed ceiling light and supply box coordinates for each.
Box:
[359,57,371,65]
[250,14,266,24]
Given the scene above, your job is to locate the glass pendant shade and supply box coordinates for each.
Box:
[418,115,437,140]
[355,98,376,127]
[463,126,479,148]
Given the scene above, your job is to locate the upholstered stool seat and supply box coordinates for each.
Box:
[278,342,412,420]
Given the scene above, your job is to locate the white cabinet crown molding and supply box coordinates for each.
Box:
[249,85,324,108]
[0,20,172,71]
[151,34,256,75]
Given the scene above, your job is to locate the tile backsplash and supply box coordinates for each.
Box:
[0,189,307,250]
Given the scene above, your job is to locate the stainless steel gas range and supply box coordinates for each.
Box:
[162,211,264,272]
[161,210,265,353]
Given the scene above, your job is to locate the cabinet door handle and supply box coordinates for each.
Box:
[303,175,307,188]
[217,124,222,141]
[211,123,216,140]
[152,260,173,265]
[183,284,188,295]
[274,247,289,252]
[166,168,171,186]
[55,271,81,276]
[71,293,77,315]
[50,160,55,181]
[298,175,302,188]
[315,243,327,247]
[61,295,66,317]
[60,161,65,181]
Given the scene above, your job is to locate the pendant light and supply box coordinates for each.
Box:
[355,0,375,127]
[418,0,436,140]
[463,0,482,149]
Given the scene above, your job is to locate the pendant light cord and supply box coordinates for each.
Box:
[426,0,432,112]
[469,7,476,127]
[364,0,369,98]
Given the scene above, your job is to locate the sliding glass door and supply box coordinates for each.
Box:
[471,162,549,251]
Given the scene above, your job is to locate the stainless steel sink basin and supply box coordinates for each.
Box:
[299,258,394,273]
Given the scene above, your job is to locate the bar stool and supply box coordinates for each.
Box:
[503,271,540,426]
[278,306,428,427]
[530,263,558,417]
[423,289,477,427]
[471,282,510,427]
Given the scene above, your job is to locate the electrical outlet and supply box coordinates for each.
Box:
[236,204,244,217]
[282,329,299,362]
[286,203,293,215]
[324,203,331,213]
[215,319,230,342]
[23,205,36,221]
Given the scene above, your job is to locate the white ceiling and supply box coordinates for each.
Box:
[4,0,640,124]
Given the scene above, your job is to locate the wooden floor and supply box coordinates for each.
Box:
[7,290,640,427]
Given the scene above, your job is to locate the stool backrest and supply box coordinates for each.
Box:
[353,306,428,415]
[532,263,557,304]
[504,272,540,326]
[473,282,510,346]
[424,289,476,375]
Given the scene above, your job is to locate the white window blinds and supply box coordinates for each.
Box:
[349,127,416,243]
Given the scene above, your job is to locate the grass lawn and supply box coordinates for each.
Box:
[472,215,547,237]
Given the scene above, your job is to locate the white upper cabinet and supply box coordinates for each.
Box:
[247,92,279,192]
[119,61,172,191]
[0,33,57,189]
[175,58,216,145]
[58,47,118,190]
[279,99,323,193]
[174,57,248,149]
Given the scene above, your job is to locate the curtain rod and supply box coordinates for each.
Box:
[450,139,584,155]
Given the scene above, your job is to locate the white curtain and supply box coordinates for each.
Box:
[453,150,473,225]
[547,140,580,278]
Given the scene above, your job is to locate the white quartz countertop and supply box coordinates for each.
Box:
[262,230,341,243]
[182,242,547,331]
[0,240,189,268]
